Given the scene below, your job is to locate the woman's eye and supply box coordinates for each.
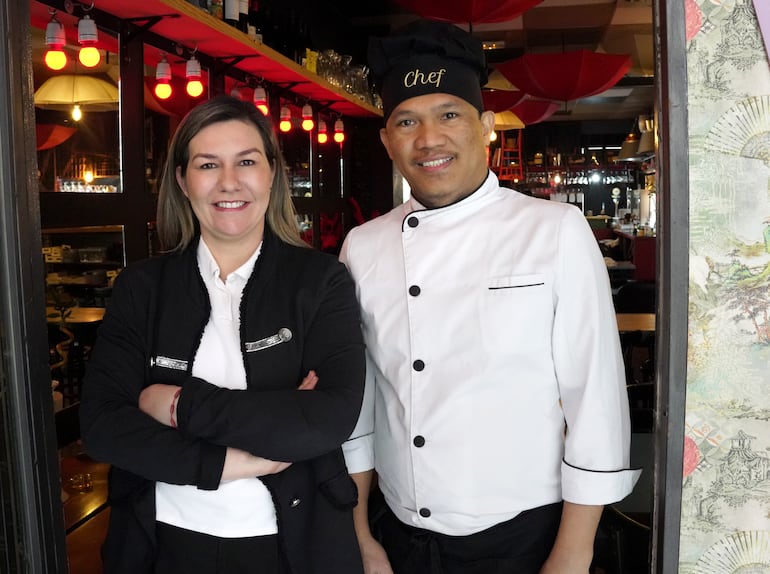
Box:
[199,162,216,169]
[240,158,255,166]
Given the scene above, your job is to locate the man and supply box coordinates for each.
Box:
[341,19,640,574]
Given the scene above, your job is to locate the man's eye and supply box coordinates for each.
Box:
[397,119,415,127]
[443,112,459,120]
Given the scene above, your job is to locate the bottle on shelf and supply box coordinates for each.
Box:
[247,0,263,42]
[238,0,249,32]
[224,0,239,27]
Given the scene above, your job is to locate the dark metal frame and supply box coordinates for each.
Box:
[0,0,68,571]
[652,0,688,572]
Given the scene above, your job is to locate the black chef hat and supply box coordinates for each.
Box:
[368,19,488,121]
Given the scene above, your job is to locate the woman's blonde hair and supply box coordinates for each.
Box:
[156,95,307,251]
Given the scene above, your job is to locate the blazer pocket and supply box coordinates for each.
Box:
[319,471,359,510]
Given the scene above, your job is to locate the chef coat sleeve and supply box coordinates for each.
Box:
[80,265,225,490]
[337,232,375,473]
[550,207,641,504]
[341,350,375,473]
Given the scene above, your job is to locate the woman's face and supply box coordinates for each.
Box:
[176,119,274,252]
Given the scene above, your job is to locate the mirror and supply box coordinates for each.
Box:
[32,24,122,193]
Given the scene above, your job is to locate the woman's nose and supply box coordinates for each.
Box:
[218,165,240,190]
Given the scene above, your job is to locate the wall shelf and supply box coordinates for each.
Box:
[88,0,382,118]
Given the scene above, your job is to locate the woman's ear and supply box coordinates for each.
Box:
[176,166,188,197]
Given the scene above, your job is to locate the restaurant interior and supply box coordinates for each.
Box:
[19,0,661,572]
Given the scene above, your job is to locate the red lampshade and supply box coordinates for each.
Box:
[481,89,526,113]
[496,50,632,102]
[393,0,544,24]
[509,99,560,125]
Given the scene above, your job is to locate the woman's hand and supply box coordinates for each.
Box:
[139,384,180,426]
[359,536,394,574]
[297,370,318,390]
[222,447,291,482]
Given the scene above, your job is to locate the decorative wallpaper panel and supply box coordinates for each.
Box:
[682,0,770,571]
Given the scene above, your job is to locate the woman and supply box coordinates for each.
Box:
[80,96,366,574]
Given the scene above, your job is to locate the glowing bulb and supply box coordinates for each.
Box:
[317,119,328,144]
[489,131,497,142]
[333,119,345,144]
[77,15,100,67]
[71,105,82,121]
[301,104,314,132]
[185,56,204,98]
[253,87,269,115]
[45,50,67,71]
[279,106,292,132]
[84,170,94,183]
[78,46,101,68]
[44,15,67,70]
[155,83,172,100]
[154,55,173,100]
[186,79,204,98]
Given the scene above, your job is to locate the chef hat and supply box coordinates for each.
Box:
[368,19,488,120]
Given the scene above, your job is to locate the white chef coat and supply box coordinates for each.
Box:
[341,171,641,536]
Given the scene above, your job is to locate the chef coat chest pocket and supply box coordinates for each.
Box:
[484,273,551,354]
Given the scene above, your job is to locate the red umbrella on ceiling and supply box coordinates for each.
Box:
[481,89,527,112]
[36,124,77,151]
[393,0,544,24]
[496,50,632,101]
[510,99,560,125]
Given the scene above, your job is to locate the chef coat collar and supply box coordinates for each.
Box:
[407,169,496,213]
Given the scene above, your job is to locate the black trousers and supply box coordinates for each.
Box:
[369,491,562,574]
[154,522,283,574]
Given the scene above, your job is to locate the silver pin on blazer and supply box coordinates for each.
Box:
[245,328,293,352]
[150,356,189,371]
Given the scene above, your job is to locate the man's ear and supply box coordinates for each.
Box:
[480,110,496,141]
[380,127,395,160]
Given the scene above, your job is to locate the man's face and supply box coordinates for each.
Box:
[380,93,495,209]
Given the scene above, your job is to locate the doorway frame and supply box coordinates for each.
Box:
[651,0,688,572]
[0,0,689,571]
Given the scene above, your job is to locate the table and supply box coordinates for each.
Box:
[60,454,110,534]
[47,307,105,325]
[616,313,655,333]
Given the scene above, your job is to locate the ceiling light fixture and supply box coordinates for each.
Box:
[77,14,101,68]
[317,119,328,144]
[185,55,204,98]
[301,104,314,131]
[253,86,268,115]
[333,119,345,144]
[44,11,67,71]
[154,54,172,100]
[279,106,292,132]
